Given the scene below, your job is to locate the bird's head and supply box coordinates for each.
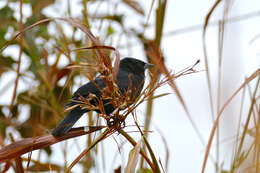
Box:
[119,57,153,75]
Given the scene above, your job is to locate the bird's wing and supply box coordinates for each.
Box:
[74,78,106,97]
[116,70,130,94]
[54,78,107,136]
[66,78,106,107]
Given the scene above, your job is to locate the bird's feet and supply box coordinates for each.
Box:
[106,114,125,129]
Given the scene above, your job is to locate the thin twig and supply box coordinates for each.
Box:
[8,0,24,118]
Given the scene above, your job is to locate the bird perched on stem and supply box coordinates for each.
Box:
[52,57,153,137]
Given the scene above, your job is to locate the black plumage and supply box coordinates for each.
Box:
[52,57,152,136]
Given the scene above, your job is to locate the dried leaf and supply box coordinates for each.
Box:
[0,126,105,163]
[125,140,142,173]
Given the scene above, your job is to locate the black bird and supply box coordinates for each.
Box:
[52,57,153,136]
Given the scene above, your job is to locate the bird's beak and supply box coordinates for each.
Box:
[144,63,154,69]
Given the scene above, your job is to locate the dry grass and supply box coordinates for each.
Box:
[0,0,259,173]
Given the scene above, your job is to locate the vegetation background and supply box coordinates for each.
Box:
[0,0,259,172]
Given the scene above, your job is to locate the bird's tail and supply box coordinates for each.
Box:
[52,107,86,137]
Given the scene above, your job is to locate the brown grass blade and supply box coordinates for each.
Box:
[66,128,112,172]
[122,0,144,16]
[202,0,222,122]
[10,133,24,173]
[1,17,111,70]
[201,68,260,173]
[0,126,105,163]
[119,129,156,172]
[0,18,51,53]
[71,45,121,81]
[56,17,112,70]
